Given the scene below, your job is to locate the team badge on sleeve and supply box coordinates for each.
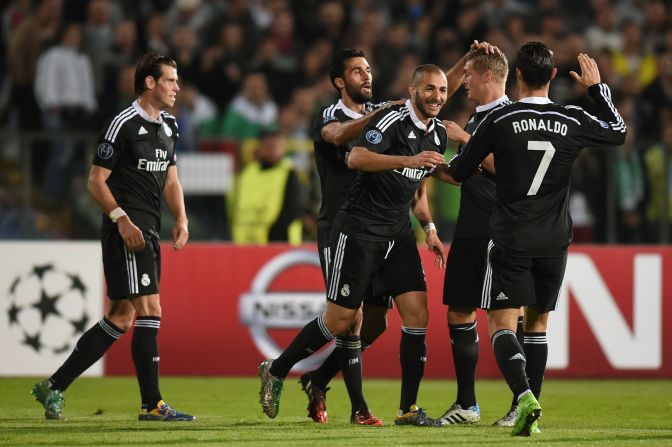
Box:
[322,115,338,125]
[598,120,609,128]
[97,143,114,159]
[366,129,383,144]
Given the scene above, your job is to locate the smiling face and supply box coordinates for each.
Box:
[150,64,180,109]
[410,69,448,120]
[340,56,373,104]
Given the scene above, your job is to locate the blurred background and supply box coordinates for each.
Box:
[1,0,671,244]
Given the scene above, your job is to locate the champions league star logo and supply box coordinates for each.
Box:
[5,264,90,354]
[239,250,332,372]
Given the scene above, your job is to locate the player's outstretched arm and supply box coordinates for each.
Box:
[322,99,405,146]
[348,146,445,172]
[163,166,189,251]
[87,165,145,251]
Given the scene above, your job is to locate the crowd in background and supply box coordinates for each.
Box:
[0,0,670,243]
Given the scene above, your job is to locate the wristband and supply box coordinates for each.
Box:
[109,207,127,223]
[423,222,436,234]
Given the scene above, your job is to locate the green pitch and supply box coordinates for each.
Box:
[1,377,671,446]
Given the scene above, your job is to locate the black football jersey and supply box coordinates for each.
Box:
[450,83,626,257]
[454,95,511,239]
[93,101,179,237]
[339,100,448,241]
[312,99,364,247]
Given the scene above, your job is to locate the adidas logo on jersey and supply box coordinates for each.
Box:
[509,353,525,361]
[495,292,508,301]
[408,130,416,139]
[138,126,148,135]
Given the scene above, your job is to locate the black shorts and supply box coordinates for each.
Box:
[326,232,426,310]
[319,246,393,309]
[443,238,489,308]
[102,230,161,299]
[483,242,567,312]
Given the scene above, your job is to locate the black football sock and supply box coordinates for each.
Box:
[310,349,340,390]
[310,335,375,390]
[49,318,125,391]
[511,315,525,409]
[270,316,334,378]
[132,316,162,411]
[360,337,373,351]
[399,326,427,414]
[491,329,530,398]
[336,336,367,413]
[449,322,479,408]
[523,332,548,400]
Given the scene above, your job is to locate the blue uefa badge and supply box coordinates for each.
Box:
[322,115,338,125]
[598,120,609,129]
[97,143,114,160]
[366,129,383,144]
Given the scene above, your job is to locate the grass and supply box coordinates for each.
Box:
[1,377,671,446]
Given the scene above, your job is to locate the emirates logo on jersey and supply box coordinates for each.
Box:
[137,149,169,172]
[393,167,430,181]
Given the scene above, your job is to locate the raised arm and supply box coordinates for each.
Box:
[569,53,627,146]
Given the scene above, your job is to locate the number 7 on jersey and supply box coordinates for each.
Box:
[527,141,556,196]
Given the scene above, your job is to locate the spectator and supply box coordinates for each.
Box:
[229,130,304,244]
[614,98,646,242]
[171,82,216,152]
[644,111,672,242]
[198,22,246,107]
[99,20,140,122]
[585,6,622,53]
[34,22,96,198]
[211,71,278,139]
[636,44,672,145]
[612,20,657,89]
[7,0,62,130]
[144,13,169,55]
[82,0,117,95]
[169,25,199,84]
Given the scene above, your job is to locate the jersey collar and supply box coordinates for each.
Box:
[518,96,553,104]
[133,100,164,124]
[337,99,364,119]
[475,95,509,112]
[405,99,435,132]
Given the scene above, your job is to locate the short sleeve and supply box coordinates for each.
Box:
[311,106,342,143]
[92,117,124,170]
[352,108,399,154]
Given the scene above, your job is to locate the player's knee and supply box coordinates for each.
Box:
[133,294,162,317]
[402,308,428,328]
[106,315,133,332]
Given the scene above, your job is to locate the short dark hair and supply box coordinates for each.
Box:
[411,64,445,86]
[134,52,177,95]
[329,48,366,91]
[515,42,555,89]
